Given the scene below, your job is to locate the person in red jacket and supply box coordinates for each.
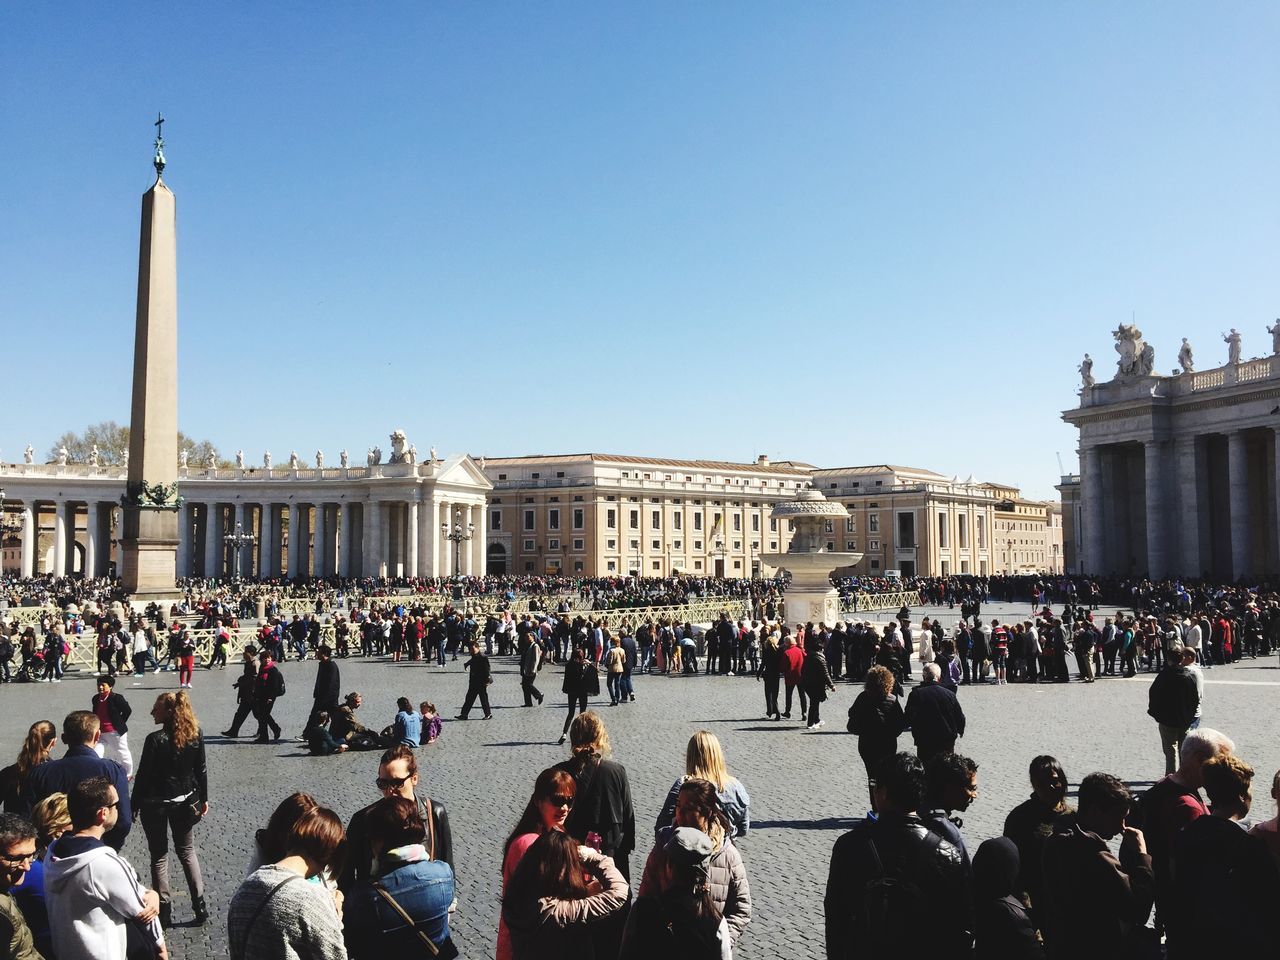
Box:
[780,633,806,721]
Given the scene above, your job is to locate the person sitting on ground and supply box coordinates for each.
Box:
[330,693,380,751]
[303,712,348,756]
[620,826,731,960]
[381,698,421,749]
[419,702,442,745]
[971,836,1043,959]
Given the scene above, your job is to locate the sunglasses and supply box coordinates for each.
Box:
[0,851,36,866]
[547,794,574,809]
[375,774,410,791]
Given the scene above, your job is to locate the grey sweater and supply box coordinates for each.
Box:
[228,865,347,960]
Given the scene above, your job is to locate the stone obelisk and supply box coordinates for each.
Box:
[120,116,180,596]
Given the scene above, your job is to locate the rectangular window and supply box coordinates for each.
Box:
[733,541,741,550]
[869,539,880,552]
[674,540,682,550]
[572,508,584,529]
[846,540,857,550]
[523,539,535,551]
[977,515,986,549]
[732,514,741,531]
[694,514,703,531]
[490,510,502,531]
[606,509,617,529]
[770,541,778,550]
[652,540,661,550]
[548,509,560,530]
[846,517,855,533]
[524,561,534,571]
[630,539,639,549]
[937,511,948,549]
[769,518,777,532]
[958,514,967,549]
[652,560,661,570]
[497,473,507,481]
[694,560,703,570]
[607,539,617,549]
[870,558,880,570]
[531,472,540,479]
[574,561,584,572]
[673,513,682,530]
[694,540,703,550]
[826,541,835,551]
[548,538,559,550]
[523,510,534,531]
[573,538,584,550]
[629,510,639,529]
[607,560,616,572]
[751,514,759,532]
[869,514,879,533]
[824,519,834,534]
[651,510,661,530]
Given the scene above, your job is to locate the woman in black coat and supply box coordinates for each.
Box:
[559,645,599,744]
[800,637,836,730]
[846,665,906,808]
[757,630,782,720]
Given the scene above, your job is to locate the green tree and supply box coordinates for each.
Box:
[46,421,231,467]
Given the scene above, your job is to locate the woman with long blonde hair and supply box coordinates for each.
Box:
[132,690,210,928]
[655,731,751,839]
[0,719,56,812]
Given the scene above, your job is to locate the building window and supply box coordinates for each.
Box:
[846,540,857,550]
[770,541,778,550]
[694,514,703,531]
[869,539,880,552]
[651,510,661,530]
[548,539,559,550]
[574,561,584,571]
[733,560,741,569]
[826,541,835,551]
[674,540,682,549]
[556,471,565,478]
[937,512,948,549]
[733,514,741,531]
[870,558,880,569]
[769,518,777,532]
[531,472,540,479]
[498,473,507,481]
[751,514,759,532]
[824,519,834,534]
[977,515,986,549]
[958,514,967,549]
[673,513,682,530]
[524,561,534,571]
[523,539,535,551]
[490,510,502,531]
[573,538,584,550]
[652,560,661,570]
[630,539,639,549]
[846,517,855,533]
[607,539,616,549]
[733,541,741,550]
[607,560,616,571]
[629,510,639,529]
[607,509,617,529]
[694,540,703,550]
[573,508,584,529]
[694,560,703,570]
[652,540,660,550]
[523,510,534,531]
[548,509,560,530]
[869,514,879,533]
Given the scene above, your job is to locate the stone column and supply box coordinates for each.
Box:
[287,503,303,578]
[53,500,70,576]
[1228,430,1251,579]
[1081,446,1104,575]
[268,505,284,578]
[1274,429,1280,575]
[203,503,221,578]
[470,504,484,575]
[366,500,384,578]
[339,502,355,577]
[419,499,436,578]
[313,504,329,578]
[255,506,270,578]
[20,504,35,578]
[379,503,392,577]
[1144,440,1169,579]
[1175,437,1201,577]
[406,500,419,577]
[85,502,102,579]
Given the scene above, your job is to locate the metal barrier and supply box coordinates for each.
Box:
[838,590,924,617]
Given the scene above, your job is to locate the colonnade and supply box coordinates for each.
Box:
[0,498,119,578]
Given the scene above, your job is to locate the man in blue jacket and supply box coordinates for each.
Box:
[24,711,131,850]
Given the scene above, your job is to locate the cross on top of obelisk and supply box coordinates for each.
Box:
[153,112,166,178]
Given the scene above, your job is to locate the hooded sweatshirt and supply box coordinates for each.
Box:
[972,837,1042,959]
[43,834,163,960]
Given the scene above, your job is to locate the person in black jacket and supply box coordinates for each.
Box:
[252,652,285,744]
[801,635,837,730]
[559,645,598,745]
[757,631,782,720]
[91,675,134,779]
[131,690,210,928]
[847,665,906,808]
[1148,649,1201,775]
[456,642,493,720]
[972,837,1043,959]
[300,645,341,739]
[904,663,967,762]
[221,646,258,738]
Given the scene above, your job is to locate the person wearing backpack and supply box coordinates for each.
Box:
[252,653,285,744]
[823,752,971,958]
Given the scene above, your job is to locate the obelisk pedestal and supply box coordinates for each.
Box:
[120,127,181,598]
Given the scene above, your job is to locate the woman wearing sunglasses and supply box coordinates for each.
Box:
[496,768,577,960]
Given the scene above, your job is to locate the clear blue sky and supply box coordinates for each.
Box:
[3,3,1277,499]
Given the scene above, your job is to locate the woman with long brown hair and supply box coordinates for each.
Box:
[131,690,209,928]
[497,768,577,960]
[0,720,56,813]
[847,664,907,808]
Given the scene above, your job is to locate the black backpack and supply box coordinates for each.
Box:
[859,831,941,949]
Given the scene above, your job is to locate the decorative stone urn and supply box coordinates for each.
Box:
[761,488,863,627]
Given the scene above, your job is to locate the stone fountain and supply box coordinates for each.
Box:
[762,487,862,626]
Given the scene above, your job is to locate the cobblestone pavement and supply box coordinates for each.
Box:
[3,602,1278,959]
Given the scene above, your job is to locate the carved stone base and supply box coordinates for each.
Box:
[120,506,179,596]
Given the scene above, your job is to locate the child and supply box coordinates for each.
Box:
[420,701,442,744]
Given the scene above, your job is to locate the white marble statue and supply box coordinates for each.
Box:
[479,455,486,470]
[430,446,438,462]
[372,445,382,464]
[235,449,245,469]
[366,448,375,466]
[408,443,418,464]
[340,449,349,468]
[1224,328,1242,365]
[388,430,410,464]
[23,445,33,464]
[180,448,189,469]
[1078,354,1094,389]
[57,445,68,466]
[288,450,300,470]
[263,450,272,469]
[1177,338,1194,374]
[1268,320,1280,356]
[1112,324,1154,377]
[315,450,324,469]
[206,450,217,470]
[89,444,100,467]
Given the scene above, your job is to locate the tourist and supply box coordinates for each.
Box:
[971,837,1042,959]
[420,702,442,745]
[1248,768,1280,871]
[221,645,258,739]
[518,633,544,707]
[618,624,638,703]
[1147,647,1200,775]
[388,697,423,746]
[1173,754,1279,955]
[15,793,69,958]
[340,746,454,893]
[653,732,749,841]
[455,642,493,720]
[642,777,751,945]
[304,712,349,756]
[756,626,782,720]
[173,620,196,689]
[824,752,971,957]
[605,636,626,706]
[227,806,347,960]
[846,664,907,808]
[131,690,210,927]
[801,633,837,730]
[903,663,967,762]
[1040,773,1153,960]
[45,777,166,960]
[555,712,637,881]
[921,752,979,868]
[0,813,42,960]
[328,692,377,750]
[251,651,285,744]
[497,768,577,960]
[301,645,341,740]
[24,712,132,850]
[0,721,55,814]
[90,675,134,779]
[501,830,629,960]
[779,633,806,720]
[1001,755,1071,935]
[245,792,318,874]
[558,646,597,745]
[620,827,731,960]
[343,795,457,959]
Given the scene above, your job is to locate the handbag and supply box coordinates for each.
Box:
[371,880,458,959]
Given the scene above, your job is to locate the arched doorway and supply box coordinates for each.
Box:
[486,542,507,575]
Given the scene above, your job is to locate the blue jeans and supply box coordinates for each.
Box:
[607,672,622,704]
[619,671,634,699]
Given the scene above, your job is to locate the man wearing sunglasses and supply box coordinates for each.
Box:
[338,745,455,895]
[0,813,42,960]
[44,777,166,960]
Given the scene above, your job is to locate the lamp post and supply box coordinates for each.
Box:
[223,521,258,582]
[441,508,474,577]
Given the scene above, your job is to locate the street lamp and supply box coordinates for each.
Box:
[441,508,474,577]
[223,521,258,581]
